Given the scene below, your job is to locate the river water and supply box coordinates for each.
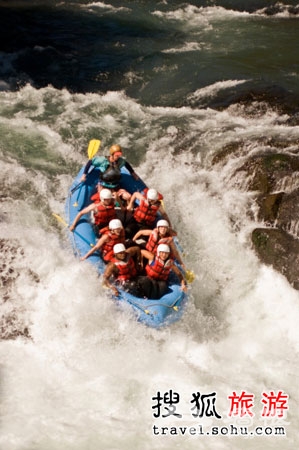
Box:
[0,1,299,449]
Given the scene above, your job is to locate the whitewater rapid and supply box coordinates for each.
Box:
[0,84,299,449]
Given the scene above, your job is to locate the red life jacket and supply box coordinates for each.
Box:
[145,256,173,281]
[93,201,117,227]
[146,228,173,253]
[91,192,100,202]
[111,255,137,281]
[99,226,125,262]
[133,199,160,226]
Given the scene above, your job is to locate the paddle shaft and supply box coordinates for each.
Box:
[71,139,101,194]
[52,213,94,247]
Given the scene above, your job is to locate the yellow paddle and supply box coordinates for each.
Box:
[52,212,68,227]
[87,139,101,159]
[52,213,94,247]
[185,269,195,283]
[73,139,101,206]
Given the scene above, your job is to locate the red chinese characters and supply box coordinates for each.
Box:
[228,390,289,419]
[228,391,255,417]
[261,390,289,418]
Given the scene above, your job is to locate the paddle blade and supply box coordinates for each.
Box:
[185,270,195,283]
[88,139,101,159]
[52,213,68,227]
[52,213,94,247]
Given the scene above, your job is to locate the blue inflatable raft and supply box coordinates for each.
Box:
[65,165,189,328]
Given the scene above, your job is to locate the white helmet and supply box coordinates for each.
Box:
[109,219,123,230]
[147,188,158,201]
[113,243,126,254]
[100,188,113,200]
[157,219,169,228]
[157,243,170,254]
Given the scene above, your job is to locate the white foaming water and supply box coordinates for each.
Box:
[152,5,251,29]
[84,1,130,13]
[187,79,249,102]
[1,85,299,449]
[162,42,205,54]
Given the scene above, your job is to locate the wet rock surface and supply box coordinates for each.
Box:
[252,228,299,290]
[234,152,299,194]
[213,120,299,289]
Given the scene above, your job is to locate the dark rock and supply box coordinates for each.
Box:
[252,227,299,289]
[257,189,299,238]
[276,189,299,225]
[216,144,299,289]
[211,141,244,165]
[257,192,285,223]
[235,152,299,193]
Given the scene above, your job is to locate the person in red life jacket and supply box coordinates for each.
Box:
[103,243,142,297]
[69,188,121,235]
[90,182,131,207]
[90,182,128,223]
[80,219,125,262]
[82,144,138,205]
[125,188,171,239]
[137,244,187,299]
[132,219,185,268]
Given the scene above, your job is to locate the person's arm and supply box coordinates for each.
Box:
[169,241,185,268]
[103,263,119,296]
[126,245,143,273]
[127,192,143,211]
[81,156,108,182]
[80,159,92,182]
[126,246,142,270]
[112,192,125,212]
[141,249,154,265]
[69,203,95,231]
[171,264,187,292]
[132,229,151,242]
[80,234,108,261]
[124,161,139,180]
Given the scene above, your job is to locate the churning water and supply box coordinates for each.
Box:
[1,1,299,449]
